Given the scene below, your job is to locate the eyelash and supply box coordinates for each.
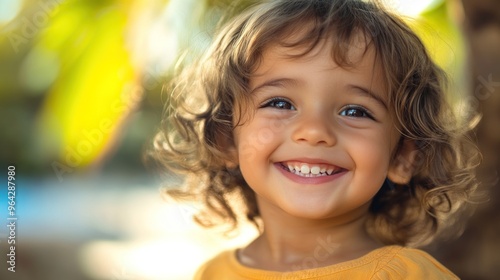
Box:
[259,97,296,110]
[259,98,375,120]
[339,105,375,120]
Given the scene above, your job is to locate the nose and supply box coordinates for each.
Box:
[291,111,336,146]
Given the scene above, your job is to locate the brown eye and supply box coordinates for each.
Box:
[340,106,374,120]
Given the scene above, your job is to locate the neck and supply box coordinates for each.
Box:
[238,197,382,272]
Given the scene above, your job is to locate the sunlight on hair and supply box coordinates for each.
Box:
[384,0,441,17]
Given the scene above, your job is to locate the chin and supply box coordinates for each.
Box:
[280,201,339,220]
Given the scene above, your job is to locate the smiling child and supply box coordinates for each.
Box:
[151,0,479,279]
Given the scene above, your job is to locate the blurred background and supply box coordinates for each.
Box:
[0,0,498,279]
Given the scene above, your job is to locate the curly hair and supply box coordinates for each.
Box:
[149,0,479,246]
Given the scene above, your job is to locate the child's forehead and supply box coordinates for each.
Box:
[255,30,378,74]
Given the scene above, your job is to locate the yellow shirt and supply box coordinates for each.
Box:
[194,245,458,279]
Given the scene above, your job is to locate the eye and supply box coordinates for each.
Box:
[340,106,374,120]
[260,97,296,110]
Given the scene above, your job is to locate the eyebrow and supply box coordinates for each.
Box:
[250,78,300,94]
[348,85,388,110]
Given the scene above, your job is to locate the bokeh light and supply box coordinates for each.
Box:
[0,0,23,24]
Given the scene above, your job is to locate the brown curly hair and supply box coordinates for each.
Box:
[149,0,479,246]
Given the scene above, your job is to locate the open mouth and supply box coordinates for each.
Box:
[279,161,345,178]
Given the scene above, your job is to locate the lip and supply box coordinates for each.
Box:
[274,160,347,185]
[281,157,336,165]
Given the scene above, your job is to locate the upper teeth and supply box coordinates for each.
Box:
[286,162,335,175]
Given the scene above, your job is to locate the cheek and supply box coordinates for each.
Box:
[348,131,393,173]
[235,117,287,161]
[346,134,392,202]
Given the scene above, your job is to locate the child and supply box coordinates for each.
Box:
[151,0,479,278]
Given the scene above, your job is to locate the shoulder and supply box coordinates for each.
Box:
[372,246,459,280]
[193,250,238,280]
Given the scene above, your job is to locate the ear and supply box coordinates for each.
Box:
[387,139,417,185]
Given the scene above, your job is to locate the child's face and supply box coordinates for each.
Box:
[232,38,401,221]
